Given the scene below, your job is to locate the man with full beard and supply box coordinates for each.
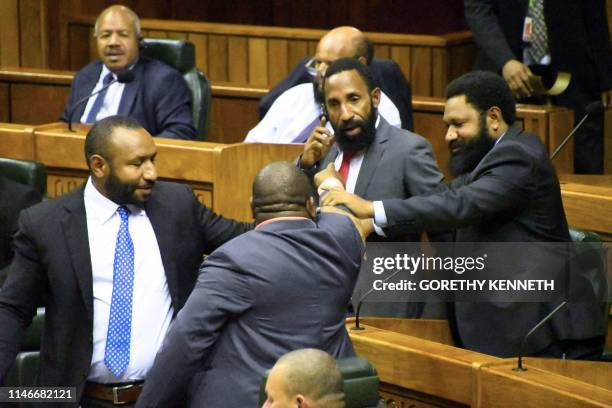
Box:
[319,70,605,358]
[0,115,252,406]
[299,57,445,318]
[245,26,402,143]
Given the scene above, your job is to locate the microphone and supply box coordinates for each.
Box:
[351,268,402,331]
[550,101,604,161]
[66,68,134,132]
[513,301,567,372]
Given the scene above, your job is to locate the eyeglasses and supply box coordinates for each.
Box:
[304,57,319,77]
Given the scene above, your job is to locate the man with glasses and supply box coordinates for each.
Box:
[245,26,403,144]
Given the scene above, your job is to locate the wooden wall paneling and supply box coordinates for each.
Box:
[166,31,187,40]
[605,108,611,174]
[11,84,70,124]
[68,24,91,70]
[0,0,20,67]
[188,33,209,75]
[410,47,433,97]
[88,26,97,63]
[208,96,259,143]
[227,36,248,83]
[287,40,309,69]
[548,109,574,174]
[373,45,390,60]
[432,48,448,98]
[19,0,46,68]
[390,46,411,86]
[248,38,268,86]
[306,41,317,56]
[0,84,10,122]
[207,35,229,81]
[147,30,168,38]
[267,39,288,86]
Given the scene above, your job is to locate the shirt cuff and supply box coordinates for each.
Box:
[373,201,388,237]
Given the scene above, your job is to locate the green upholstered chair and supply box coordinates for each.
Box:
[0,157,47,196]
[569,227,610,361]
[4,308,45,393]
[259,356,381,408]
[141,38,211,140]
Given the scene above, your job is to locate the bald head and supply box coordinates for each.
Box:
[94,5,141,37]
[263,349,344,408]
[316,26,370,65]
[252,162,315,223]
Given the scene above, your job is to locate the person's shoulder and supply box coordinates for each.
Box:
[381,120,431,149]
[139,57,184,80]
[150,180,192,197]
[73,60,103,81]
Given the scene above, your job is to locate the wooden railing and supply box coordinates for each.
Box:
[66,15,476,98]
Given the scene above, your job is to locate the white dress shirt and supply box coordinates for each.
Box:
[80,65,127,123]
[245,83,401,143]
[84,178,173,382]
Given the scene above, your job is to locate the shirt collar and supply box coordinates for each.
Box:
[494,131,507,146]
[84,177,143,225]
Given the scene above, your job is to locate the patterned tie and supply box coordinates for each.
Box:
[527,0,549,63]
[338,152,354,184]
[104,206,135,376]
[85,73,114,124]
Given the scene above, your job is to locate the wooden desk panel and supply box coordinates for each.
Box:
[0,122,302,221]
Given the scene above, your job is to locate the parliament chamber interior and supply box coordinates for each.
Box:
[0,1,611,407]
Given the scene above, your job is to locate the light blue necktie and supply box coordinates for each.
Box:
[104,206,135,376]
[85,73,114,124]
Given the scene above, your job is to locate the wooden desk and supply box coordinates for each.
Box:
[559,175,612,240]
[348,318,612,407]
[0,68,577,174]
[0,122,302,221]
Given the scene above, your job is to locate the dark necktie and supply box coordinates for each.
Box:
[104,206,135,376]
[86,73,114,124]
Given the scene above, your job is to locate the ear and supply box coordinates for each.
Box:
[250,196,255,220]
[306,197,317,220]
[357,55,367,66]
[371,87,381,109]
[90,154,109,179]
[296,394,310,408]
[486,106,505,136]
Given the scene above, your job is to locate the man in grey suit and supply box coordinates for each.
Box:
[298,57,445,317]
[136,162,368,407]
[320,71,605,358]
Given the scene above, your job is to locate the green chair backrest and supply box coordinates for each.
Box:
[0,158,47,196]
[141,38,211,140]
[259,356,380,408]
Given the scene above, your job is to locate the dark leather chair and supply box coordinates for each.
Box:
[0,157,47,196]
[259,356,381,408]
[3,308,45,398]
[141,38,211,140]
[569,227,610,360]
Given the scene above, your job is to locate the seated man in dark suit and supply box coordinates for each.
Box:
[136,161,370,407]
[258,29,414,132]
[0,176,42,283]
[319,71,605,359]
[60,5,197,140]
[0,115,251,406]
[245,27,406,143]
[263,349,345,408]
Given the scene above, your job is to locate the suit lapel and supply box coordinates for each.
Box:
[145,191,180,310]
[74,62,103,121]
[321,145,340,168]
[60,187,94,319]
[117,59,143,116]
[354,117,390,196]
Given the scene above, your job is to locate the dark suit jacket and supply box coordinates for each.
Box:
[260,57,414,130]
[136,213,363,407]
[381,126,605,356]
[0,177,42,282]
[60,57,197,140]
[0,181,251,404]
[464,0,612,92]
